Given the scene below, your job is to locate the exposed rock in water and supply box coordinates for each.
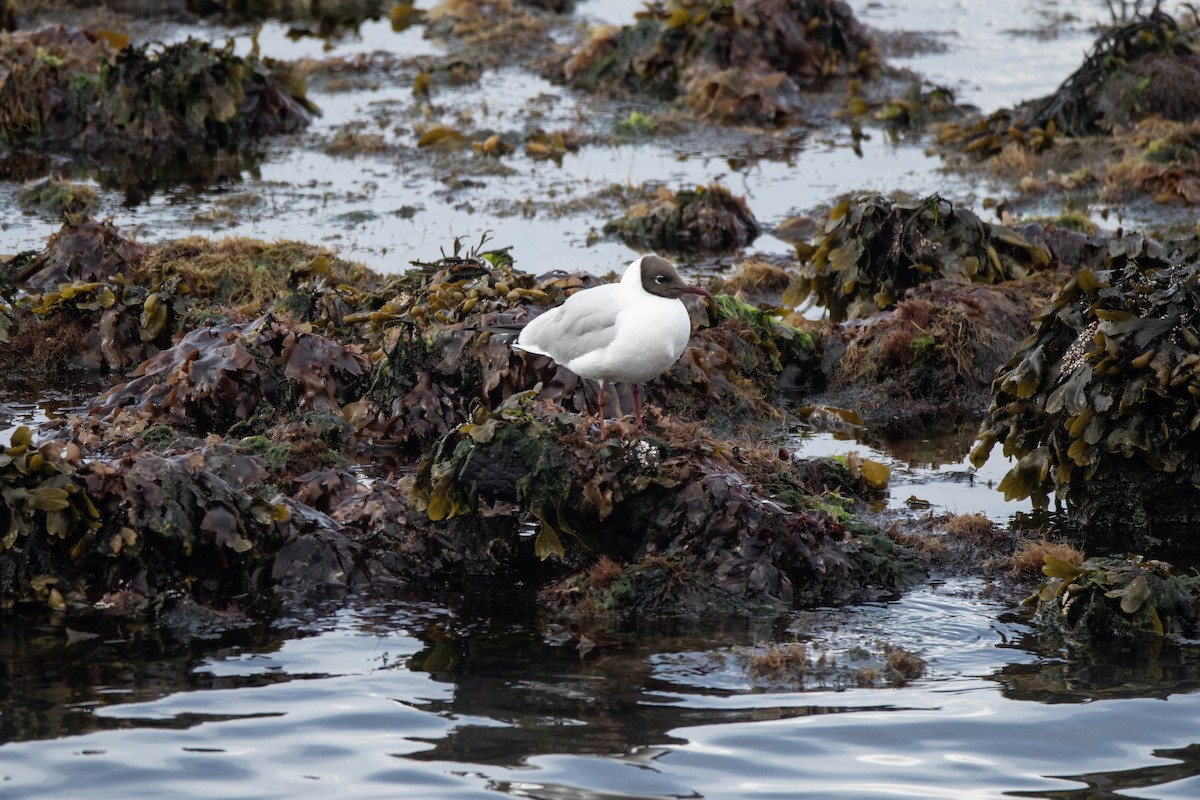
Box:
[547,0,879,124]
[603,183,760,255]
[0,229,912,624]
[410,390,923,618]
[973,231,1200,531]
[785,193,1053,323]
[0,26,315,155]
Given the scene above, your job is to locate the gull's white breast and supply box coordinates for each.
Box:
[516,281,692,385]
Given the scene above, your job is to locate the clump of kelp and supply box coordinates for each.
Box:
[413,389,921,618]
[603,183,760,254]
[2,221,914,622]
[786,194,1052,323]
[972,235,1200,529]
[0,424,369,613]
[547,0,878,124]
[0,26,314,155]
[937,11,1200,206]
[16,176,98,217]
[815,277,1060,425]
[0,216,377,374]
[1030,553,1200,640]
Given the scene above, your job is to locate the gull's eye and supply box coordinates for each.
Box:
[655,275,666,283]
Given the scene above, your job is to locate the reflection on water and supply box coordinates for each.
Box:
[2,585,1200,799]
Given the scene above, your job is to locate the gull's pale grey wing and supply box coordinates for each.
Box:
[516,285,621,364]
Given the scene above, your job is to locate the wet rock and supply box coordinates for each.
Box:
[93,316,372,437]
[0,26,314,156]
[814,276,1060,425]
[603,183,760,255]
[410,391,923,619]
[0,429,369,612]
[972,232,1200,530]
[548,0,878,124]
[787,194,1053,324]
[1031,554,1200,640]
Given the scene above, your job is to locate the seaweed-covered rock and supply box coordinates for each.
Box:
[93,316,372,436]
[940,13,1200,159]
[0,26,314,154]
[1,217,381,374]
[927,12,1200,211]
[603,183,760,254]
[972,240,1200,528]
[16,176,99,217]
[550,0,878,124]
[1032,554,1200,639]
[0,427,367,611]
[815,277,1059,424]
[786,194,1051,323]
[410,390,920,616]
[355,244,820,448]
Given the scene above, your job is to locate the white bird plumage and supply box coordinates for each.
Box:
[514,254,711,435]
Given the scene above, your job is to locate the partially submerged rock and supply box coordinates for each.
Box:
[1031,554,1200,640]
[0,228,916,625]
[972,234,1200,529]
[411,390,921,618]
[786,194,1052,323]
[548,0,878,124]
[0,426,368,612]
[937,12,1200,208]
[0,26,314,155]
[603,183,760,255]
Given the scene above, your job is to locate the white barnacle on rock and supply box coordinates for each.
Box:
[1059,319,1100,374]
[634,438,661,469]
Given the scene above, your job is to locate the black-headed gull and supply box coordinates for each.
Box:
[515,254,712,435]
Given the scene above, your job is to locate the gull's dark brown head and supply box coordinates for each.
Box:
[636,254,713,300]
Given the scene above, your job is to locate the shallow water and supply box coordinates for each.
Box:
[5,2,1200,799]
[0,0,1141,274]
[4,585,1200,799]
